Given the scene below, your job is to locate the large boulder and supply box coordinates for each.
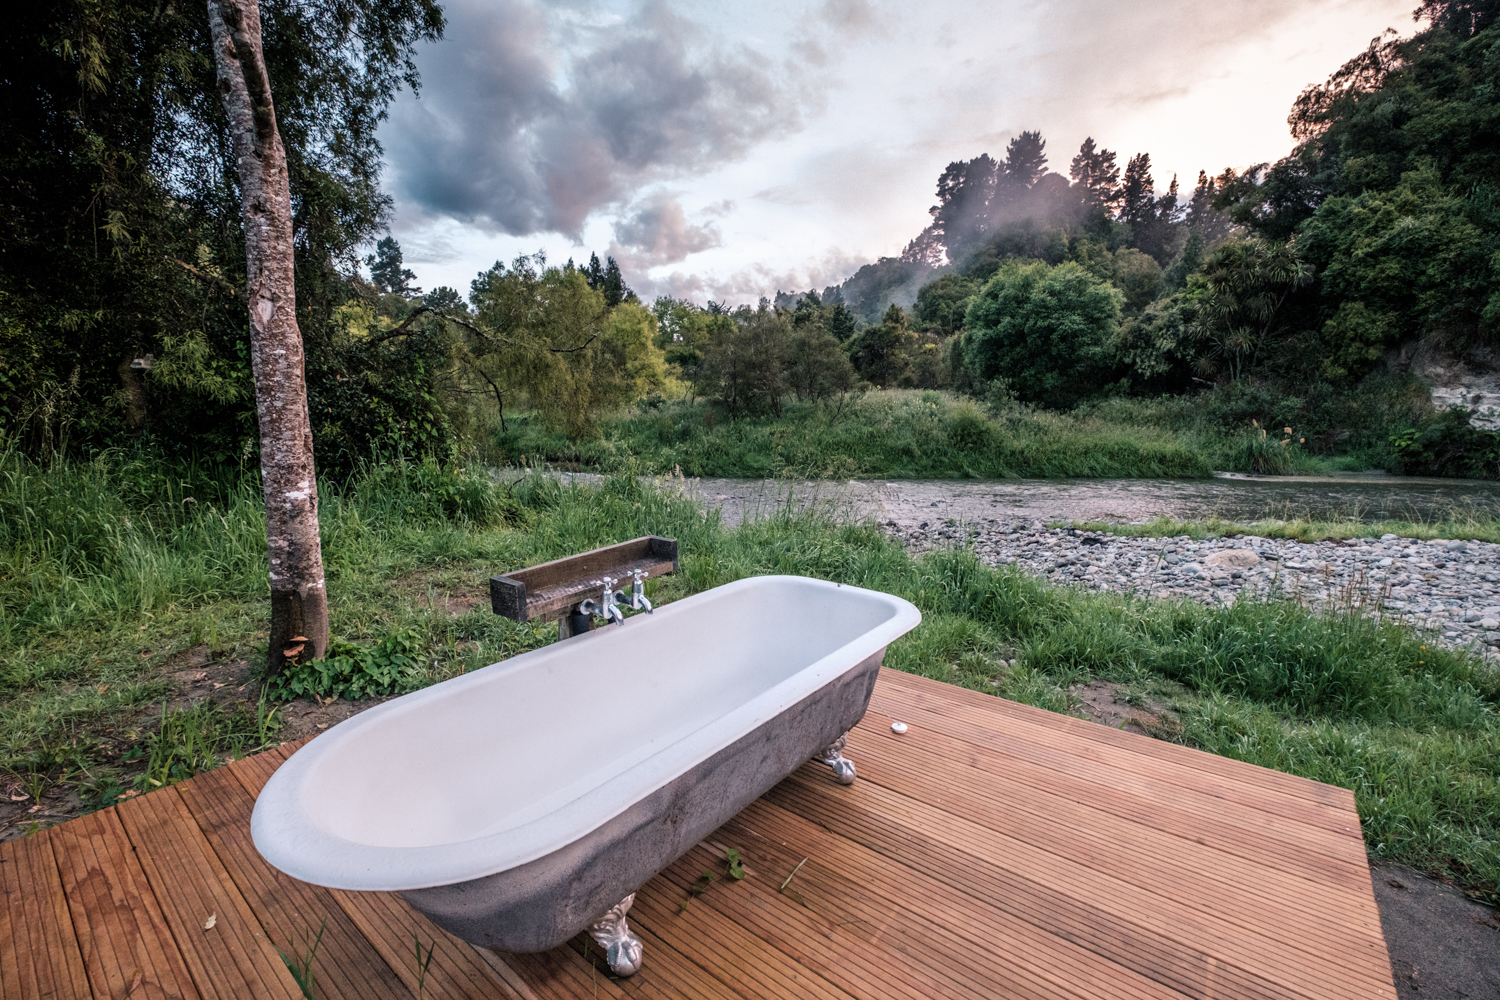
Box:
[1204,549,1261,569]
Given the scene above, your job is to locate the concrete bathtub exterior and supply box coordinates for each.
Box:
[251,575,921,969]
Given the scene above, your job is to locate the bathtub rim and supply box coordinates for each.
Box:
[250,575,920,891]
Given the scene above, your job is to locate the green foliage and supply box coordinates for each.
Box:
[497,390,1213,479]
[847,305,917,388]
[913,274,979,335]
[0,0,444,462]
[1222,421,1307,475]
[963,260,1123,409]
[467,255,670,437]
[273,919,326,1000]
[695,307,792,417]
[263,628,426,702]
[133,698,281,791]
[1300,168,1499,367]
[787,329,859,404]
[1389,408,1500,478]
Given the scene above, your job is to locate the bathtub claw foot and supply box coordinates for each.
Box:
[587,893,644,977]
[814,731,857,784]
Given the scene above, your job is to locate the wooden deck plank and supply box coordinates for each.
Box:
[48,806,201,1000]
[1,671,1396,1000]
[174,763,416,1000]
[871,679,1361,834]
[877,670,1355,808]
[0,832,94,1000]
[848,713,1371,889]
[723,798,1303,1000]
[768,770,1393,1000]
[868,685,1369,861]
[328,887,540,1000]
[113,787,304,1000]
[847,727,1384,934]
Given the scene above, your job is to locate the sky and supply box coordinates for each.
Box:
[379,0,1418,305]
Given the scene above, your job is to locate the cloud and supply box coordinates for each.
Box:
[385,0,813,239]
[628,247,871,305]
[607,193,722,271]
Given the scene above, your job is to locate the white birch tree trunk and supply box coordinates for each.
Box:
[208,0,329,675]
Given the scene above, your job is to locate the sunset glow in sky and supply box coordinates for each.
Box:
[380,0,1417,303]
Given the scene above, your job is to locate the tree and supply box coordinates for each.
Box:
[788,328,858,404]
[368,236,419,295]
[207,0,328,675]
[963,260,1123,409]
[695,307,791,417]
[0,0,444,465]
[929,155,999,259]
[847,305,916,387]
[469,255,665,437]
[1003,131,1049,189]
[1070,138,1122,212]
[1194,238,1315,380]
[1119,153,1156,227]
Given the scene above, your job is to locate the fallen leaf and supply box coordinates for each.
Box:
[97,684,110,694]
[126,967,145,996]
[315,723,328,730]
[204,913,217,931]
[8,794,26,802]
[212,682,227,689]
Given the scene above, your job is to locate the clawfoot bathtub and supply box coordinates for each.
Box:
[251,575,921,975]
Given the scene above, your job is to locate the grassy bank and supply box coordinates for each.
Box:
[1059,512,1500,544]
[1,454,1496,901]
[498,390,1219,479]
[492,389,1408,480]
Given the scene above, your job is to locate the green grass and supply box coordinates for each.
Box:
[0,452,1496,903]
[497,390,1217,479]
[490,387,1425,480]
[1059,511,1500,544]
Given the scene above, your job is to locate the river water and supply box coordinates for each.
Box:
[542,470,1500,529]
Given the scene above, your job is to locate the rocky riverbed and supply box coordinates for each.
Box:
[890,518,1500,660]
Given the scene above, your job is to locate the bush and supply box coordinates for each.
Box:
[963,260,1123,409]
[263,628,427,702]
[1390,409,1500,479]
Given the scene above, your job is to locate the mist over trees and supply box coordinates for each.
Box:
[2,0,1497,479]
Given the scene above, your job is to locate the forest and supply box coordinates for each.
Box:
[2,0,1498,479]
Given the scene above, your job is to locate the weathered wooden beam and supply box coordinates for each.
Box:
[489,536,678,623]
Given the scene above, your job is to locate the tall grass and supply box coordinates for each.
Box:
[496,391,1216,479]
[0,453,1495,901]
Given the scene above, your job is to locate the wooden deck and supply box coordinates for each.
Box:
[1,669,1397,1000]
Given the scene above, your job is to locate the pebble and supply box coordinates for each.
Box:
[885,519,1500,659]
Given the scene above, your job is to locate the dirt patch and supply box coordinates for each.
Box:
[397,569,490,616]
[1070,679,1181,739]
[1373,865,1500,999]
[274,695,387,743]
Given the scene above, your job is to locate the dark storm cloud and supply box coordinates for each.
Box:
[386,0,811,239]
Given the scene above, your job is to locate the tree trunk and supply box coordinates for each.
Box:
[208,0,329,676]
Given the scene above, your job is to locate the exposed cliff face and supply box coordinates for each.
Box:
[1392,341,1500,431]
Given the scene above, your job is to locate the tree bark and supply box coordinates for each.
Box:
[208,0,329,676]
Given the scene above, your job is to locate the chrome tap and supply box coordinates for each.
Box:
[584,575,624,626]
[626,569,653,613]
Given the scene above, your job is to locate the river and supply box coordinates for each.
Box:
[539,470,1500,529]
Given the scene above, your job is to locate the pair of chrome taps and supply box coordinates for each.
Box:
[579,569,653,626]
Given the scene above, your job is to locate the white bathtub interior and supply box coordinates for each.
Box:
[298,576,903,852]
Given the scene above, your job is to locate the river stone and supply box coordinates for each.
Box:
[1204,549,1261,569]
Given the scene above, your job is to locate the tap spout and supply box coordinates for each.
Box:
[628,569,654,613]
